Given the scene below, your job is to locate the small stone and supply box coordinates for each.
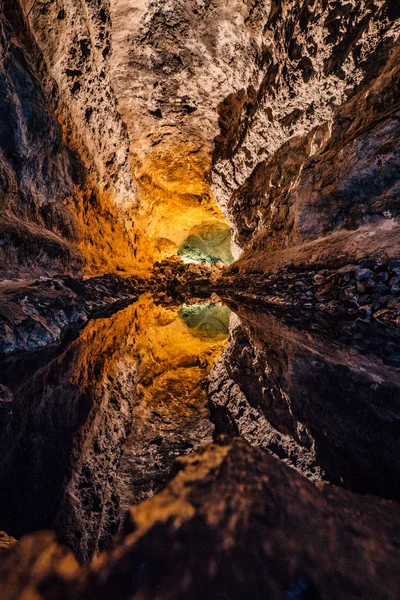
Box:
[313,274,324,285]
[388,260,400,270]
[374,272,389,283]
[375,284,390,294]
[356,283,366,294]
[384,354,400,367]
[354,268,373,281]
[360,259,378,269]
[344,287,358,304]
[359,304,372,315]
[380,295,394,306]
[387,298,400,309]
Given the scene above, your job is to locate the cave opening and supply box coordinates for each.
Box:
[177,223,234,266]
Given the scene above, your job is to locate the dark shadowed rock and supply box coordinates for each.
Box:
[1,438,400,599]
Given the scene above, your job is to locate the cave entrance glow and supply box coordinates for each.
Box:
[177,223,234,265]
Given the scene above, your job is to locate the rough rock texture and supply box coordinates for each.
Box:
[1,439,400,599]
[107,0,272,264]
[216,258,400,330]
[212,1,400,258]
[0,532,17,552]
[0,303,140,562]
[117,295,226,513]
[1,1,137,278]
[0,288,229,562]
[1,0,400,596]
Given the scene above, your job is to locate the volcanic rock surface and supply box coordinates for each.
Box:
[1,0,400,598]
[1,439,400,600]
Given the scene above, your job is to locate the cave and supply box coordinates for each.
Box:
[1,1,400,598]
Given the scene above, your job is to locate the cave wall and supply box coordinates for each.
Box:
[1,1,137,278]
[107,0,272,264]
[212,0,400,261]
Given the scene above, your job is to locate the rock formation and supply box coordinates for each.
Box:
[0,0,400,598]
[1,439,400,599]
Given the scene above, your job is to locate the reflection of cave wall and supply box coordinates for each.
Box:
[179,303,231,339]
[117,295,228,512]
[0,304,138,562]
[209,306,400,501]
[178,224,234,265]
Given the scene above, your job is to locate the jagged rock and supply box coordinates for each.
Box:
[1,439,400,599]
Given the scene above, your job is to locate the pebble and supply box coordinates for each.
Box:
[313,275,325,284]
[354,268,373,281]
[374,272,389,283]
[356,283,366,294]
[388,260,400,269]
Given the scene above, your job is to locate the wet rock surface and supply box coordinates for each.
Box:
[0,303,141,562]
[1,439,400,600]
[219,258,400,331]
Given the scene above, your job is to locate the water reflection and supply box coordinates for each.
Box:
[178,303,231,340]
[117,296,230,514]
[1,287,400,565]
[209,300,400,502]
[0,294,231,561]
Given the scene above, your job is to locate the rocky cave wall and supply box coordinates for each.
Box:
[0,0,137,278]
[1,1,400,598]
[2,1,400,275]
[212,0,400,262]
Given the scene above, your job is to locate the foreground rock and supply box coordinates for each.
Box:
[0,438,399,599]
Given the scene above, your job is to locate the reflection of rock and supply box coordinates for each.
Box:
[179,303,231,340]
[209,305,400,500]
[0,274,143,357]
[0,291,230,562]
[0,532,16,552]
[0,303,139,562]
[117,295,228,512]
[1,439,400,599]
